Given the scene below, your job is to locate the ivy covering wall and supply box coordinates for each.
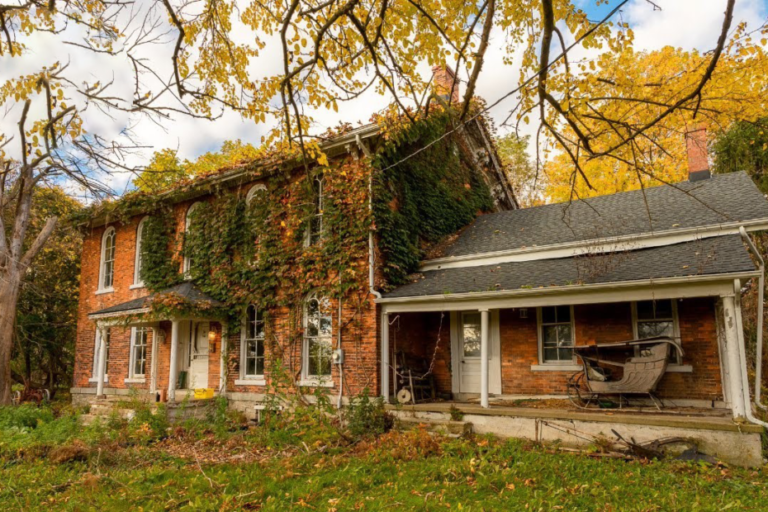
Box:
[372,111,494,287]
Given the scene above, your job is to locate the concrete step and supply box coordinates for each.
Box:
[397,417,472,436]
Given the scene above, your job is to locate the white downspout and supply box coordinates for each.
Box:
[732,279,768,428]
[739,226,766,409]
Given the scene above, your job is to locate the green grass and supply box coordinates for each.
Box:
[0,402,766,511]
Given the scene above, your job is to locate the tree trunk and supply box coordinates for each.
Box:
[0,273,22,405]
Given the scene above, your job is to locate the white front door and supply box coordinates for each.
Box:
[459,312,482,393]
[188,322,209,389]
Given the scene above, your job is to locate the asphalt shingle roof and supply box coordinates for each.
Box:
[383,235,756,298]
[89,282,224,316]
[438,172,768,259]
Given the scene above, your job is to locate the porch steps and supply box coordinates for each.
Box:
[396,416,473,436]
[79,396,216,425]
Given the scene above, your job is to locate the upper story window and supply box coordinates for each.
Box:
[303,293,332,379]
[246,183,267,205]
[633,299,681,363]
[538,306,575,364]
[183,202,202,276]
[242,304,266,378]
[307,177,324,246]
[133,217,148,287]
[99,227,116,291]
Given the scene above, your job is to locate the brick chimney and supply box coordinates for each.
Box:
[685,125,711,181]
[432,65,460,105]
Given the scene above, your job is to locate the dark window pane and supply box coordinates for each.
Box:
[637,301,654,320]
[256,357,264,375]
[654,300,673,319]
[543,325,558,344]
[542,306,556,324]
[246,357,256,376]
[557,325,573,345]
[558,347,573,361]
[556,306,571,323]
[543,348,558,361]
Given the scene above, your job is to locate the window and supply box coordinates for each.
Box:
[133,217,147,287]
[183,202,201,275]
[303,293,332,378]
[129,327,149,378]
[461,312,481,357]
[246,183,267,204]
[99,227,116,291]
[538,306,575,364]
[242,305,266,378]
[633,300,681,363]
[92,328,111,379]
[307,177,324,246]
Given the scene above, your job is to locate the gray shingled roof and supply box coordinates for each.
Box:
[89,282,224,316]
[438,172,768,259]
[383,235,755,298]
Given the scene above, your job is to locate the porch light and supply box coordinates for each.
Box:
[208,329,217,353]
[519,308,528,319]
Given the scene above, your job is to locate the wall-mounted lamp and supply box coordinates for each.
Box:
[519,308,528,319]
[209,329,217,353]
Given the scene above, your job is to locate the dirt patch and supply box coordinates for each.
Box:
[157,434,286,465]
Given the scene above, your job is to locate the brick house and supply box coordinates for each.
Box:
[72,73,768,466]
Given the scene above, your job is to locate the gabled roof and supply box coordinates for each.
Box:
[383,235,756,299]
[431,172,768,260]
[89,282,224,318]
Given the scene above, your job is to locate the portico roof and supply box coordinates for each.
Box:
[88,281,224,319]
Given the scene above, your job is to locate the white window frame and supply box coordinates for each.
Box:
[183,202,202,276]
[127,327,149,381]
[90,328,110,382]
[98,227,116,293]
[246,183,267,204]
[300,293,333,386]
[305,177,324,247]
[537,305,577,366]
[237,304,266,385]
[632,300,684,365]
[132,217,148,288]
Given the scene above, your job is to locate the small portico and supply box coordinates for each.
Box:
[88,282,227,402]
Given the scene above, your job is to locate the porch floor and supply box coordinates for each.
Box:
[386,400,762,434]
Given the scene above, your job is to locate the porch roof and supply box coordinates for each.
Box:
[88,281,224,319]
[432,172,768,260]
[383,235,755,299]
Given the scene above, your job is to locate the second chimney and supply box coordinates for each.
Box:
[432,65,460,105]
[686,125,711,181]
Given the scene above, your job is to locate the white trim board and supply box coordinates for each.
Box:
[420,220,768,272]
[378,274,750,314]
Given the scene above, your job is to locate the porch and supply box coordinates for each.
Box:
[387,400,763,467]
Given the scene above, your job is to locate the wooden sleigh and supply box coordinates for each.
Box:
[566,336,684,410]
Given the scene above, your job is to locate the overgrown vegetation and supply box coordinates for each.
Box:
[1,399,766,510]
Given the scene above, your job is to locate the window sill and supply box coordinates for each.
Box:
[298,379,334,388]
[124,378,146,384]
[95,288,114,295]
[530,364,581,372]
[129,283,145,290]
[89,376,109,383]
[235,379,266,387]
[666,364,693,373]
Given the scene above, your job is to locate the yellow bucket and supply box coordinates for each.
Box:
[194,388,214,400]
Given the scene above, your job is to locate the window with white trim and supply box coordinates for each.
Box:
[129,327,149,378]
[246,183,267,204]
[92,328,111,379]
[538,306,575,364]
[183,202,201,275]
[633,299,681,363]
[242,304,266,378]
[303,293,332,378]
[133,217,147,286]
[99,227,116,291]
[307,177,324,246]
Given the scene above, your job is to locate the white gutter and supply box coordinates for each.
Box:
[739,226,767,411]
[362,134,382,300]
[421,219,768,272]
[376,271,760,305]
[732,279,768,429]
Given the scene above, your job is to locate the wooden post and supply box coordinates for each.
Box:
[150,327,160,395]
[168,319,180,402]
[381,311,389,402]
[480,308,490,409]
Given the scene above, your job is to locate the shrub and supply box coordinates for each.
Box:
[345,389,393,439]
[0,403,55,430]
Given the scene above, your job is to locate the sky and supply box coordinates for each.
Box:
[2,0,767,196]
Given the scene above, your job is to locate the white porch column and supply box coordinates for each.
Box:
[722,295,747,419]
[150,327,160,395]
[95,325,108,397]
[168,319,180,402]
[480,308,490,409]
[219,331,227,394]
[380,311,390,402]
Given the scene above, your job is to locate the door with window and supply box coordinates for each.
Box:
[188,322,210,389]
[458,312,482,393]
